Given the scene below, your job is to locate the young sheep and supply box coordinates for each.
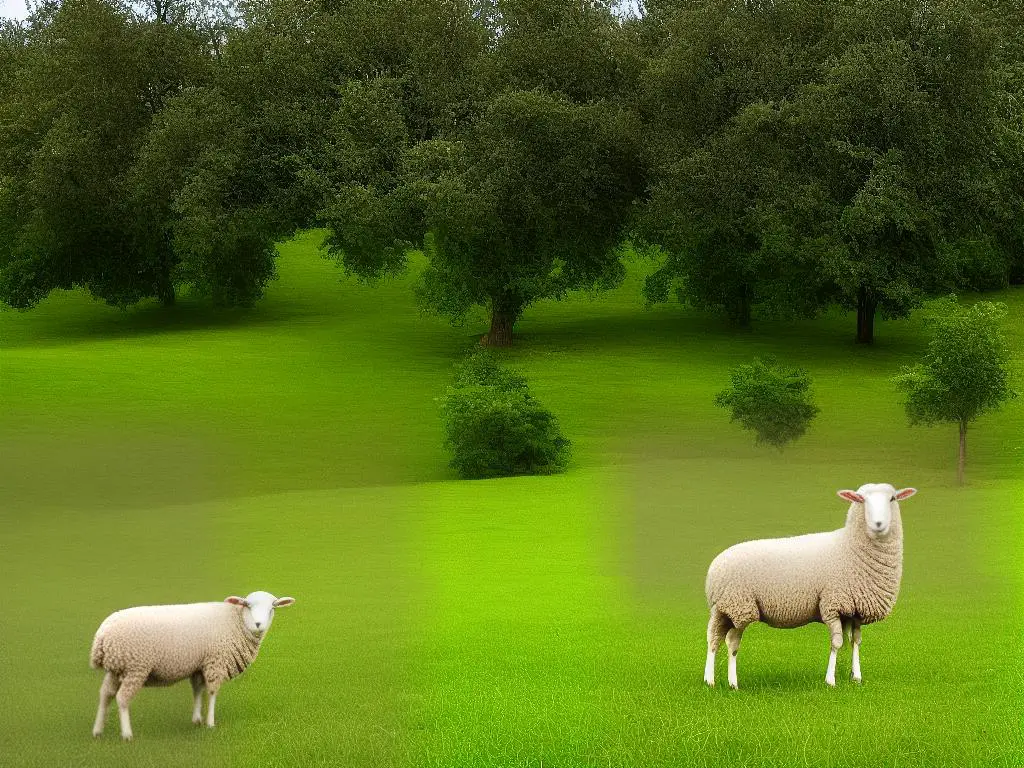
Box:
[90,590,295,740]
[703,483,916,689]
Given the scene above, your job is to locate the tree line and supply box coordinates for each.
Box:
[1,0,1021,345]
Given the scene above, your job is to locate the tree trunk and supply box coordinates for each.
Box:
[736,286,752,330]
[483,303,518,347]
[958,421,967,485]
[157,279,176,307]
[855,286,876,344]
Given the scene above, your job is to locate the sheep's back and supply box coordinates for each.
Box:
[93,602,233,682]
[706,531,841,628]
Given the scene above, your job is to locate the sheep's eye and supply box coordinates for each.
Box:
[890,496,896,502]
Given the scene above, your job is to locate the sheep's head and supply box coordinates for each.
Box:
[838,484,916,538]
[225,591,295,638]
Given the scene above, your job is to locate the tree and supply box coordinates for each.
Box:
[0,0,270,310]
[635,0,1013,342]
[634,0,836,329]
[715,357,820,449]
[781,0,1002,343]
[981,1,1024,287]
[128,87,280,307]
[894,297,1016,484]
[485,0,639,104]
[316,0,644,345]
[324,89,644,346]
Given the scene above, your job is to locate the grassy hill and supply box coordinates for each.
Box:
[1,230,1021,767]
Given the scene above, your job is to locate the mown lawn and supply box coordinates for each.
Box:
[1,230,1021,767]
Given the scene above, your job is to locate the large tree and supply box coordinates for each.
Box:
[981,1,1024,286]
[0,0,267,309]
[636,0,1013,343]
[781,0,1002,343]
[634,0,836,328]
[320,0,645,345]
[324,89,644,346]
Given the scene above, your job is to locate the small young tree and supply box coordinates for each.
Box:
[894,298,1017,484]
[715,357,820,449]
[440,350,571,479]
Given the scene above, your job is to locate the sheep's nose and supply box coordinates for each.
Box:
[255,622,262,628]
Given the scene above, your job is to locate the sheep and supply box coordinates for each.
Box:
[90,590,295,740]
[703,483,916,689]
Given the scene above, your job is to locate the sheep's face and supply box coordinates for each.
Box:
[838,484,917,538]
[225,591,296,638]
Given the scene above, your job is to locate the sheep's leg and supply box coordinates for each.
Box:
[92,671,118,737]
[190,672,206,725]
[851,620,863,683]
[725,626,745,690]
[705,608,731,687]
[115,674,145,741]
[824,616,844,687]
[205,679,222,728]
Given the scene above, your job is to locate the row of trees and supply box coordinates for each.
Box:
[1,0,1022,344]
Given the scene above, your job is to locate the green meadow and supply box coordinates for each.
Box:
[1,230,1021,767]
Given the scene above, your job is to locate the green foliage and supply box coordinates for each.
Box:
[487,0,638,103]
[636,0,1015,339]
[0,0,283,310]
[325,87,644,344]
[440,350,571,479]
[320,0,643,344]
[715,357,820,449]
[894,297,1017,429]
[635,0,835,327]
[130,87,280,307]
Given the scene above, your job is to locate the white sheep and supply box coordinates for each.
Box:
[90,590,295,740]
[703,483,916,689]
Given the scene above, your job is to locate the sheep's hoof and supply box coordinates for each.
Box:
[192,717,203,725]
[728,682,739,690]
[704,676,715,687]
[92,729,103,738]
[851,675,862,685]
[206,722,216,729]
[121,733,133,742]
[825,678,836,688]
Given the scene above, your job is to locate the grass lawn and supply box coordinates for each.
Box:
[1,230,1021,767]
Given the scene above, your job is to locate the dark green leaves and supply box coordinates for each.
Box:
[440,350,571,479]
[715,357,820,449]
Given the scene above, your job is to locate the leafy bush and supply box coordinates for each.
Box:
[440,351,571,479]
[715,357,819,449]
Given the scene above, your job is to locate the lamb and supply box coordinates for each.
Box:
[703,483,916,689]
[90,590,295,740]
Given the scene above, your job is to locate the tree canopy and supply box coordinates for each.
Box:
[1,0,1021,349]
[894,297,1016,484]
[635,0,1018,342]
[321,1,645,345]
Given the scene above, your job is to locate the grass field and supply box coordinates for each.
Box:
[1,230,1022,767]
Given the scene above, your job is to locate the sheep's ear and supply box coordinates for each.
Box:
[224,596,248,607]
[895,488,917,501]
[273,597,295,608]
[837,490,865,503]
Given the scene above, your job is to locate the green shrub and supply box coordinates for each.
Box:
[440,350,571,479]
[715,357,819,449]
